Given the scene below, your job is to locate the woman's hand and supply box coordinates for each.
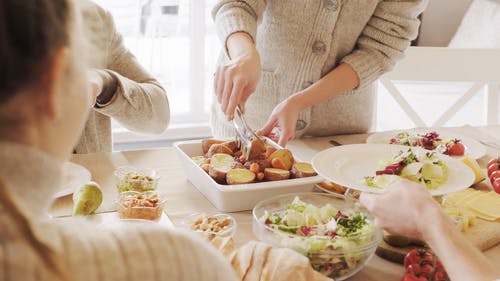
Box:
[214,32,261,119]
[359,179,443,240]
[257,96,303,147]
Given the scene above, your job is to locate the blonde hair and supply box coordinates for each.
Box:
[0,0,77,279]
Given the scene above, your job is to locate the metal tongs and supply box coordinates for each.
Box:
[232,106,266,160]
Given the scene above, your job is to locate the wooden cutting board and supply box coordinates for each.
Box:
[376,219,500,264]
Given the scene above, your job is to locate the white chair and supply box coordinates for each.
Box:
[379,47,500,127]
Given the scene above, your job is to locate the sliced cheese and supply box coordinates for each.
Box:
[467,192,500,220]
[444,189,482,206]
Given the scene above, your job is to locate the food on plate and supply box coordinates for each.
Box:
[208,153,234,182]
[443,188,500,223]
[193,138,317,185]
[402,249,450,281]
[248,138,267,160]
[117,191,165,220]
[259,196,378,279]
[226,168,256,184]
[207,142,234,157]
[244,159,271,172]
[291,162,318,178]
[383,232,424,248]
[317,181,347,195]
[365,149,448,190]
[115,166,158,193]
[264,168,290,181]
[72,181,103,216]
[315,181,361,199]
[269,148,294,170]
[460,157,485,185]
[201,139,224,154]
[389,131,465,156]
[189,213,235,238]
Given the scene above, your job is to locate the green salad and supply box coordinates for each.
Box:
[365,149,448,189]
[260,197,377,279]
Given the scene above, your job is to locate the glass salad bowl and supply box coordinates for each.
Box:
[252,192,382,280]
[116,191,165,221]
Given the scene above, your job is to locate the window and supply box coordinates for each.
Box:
[93,0,221,143]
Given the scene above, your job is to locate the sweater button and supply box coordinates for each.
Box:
[296,119,307,131]
[312,40,327,54]
[324,0,339,11]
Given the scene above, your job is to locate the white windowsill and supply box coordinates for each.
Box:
[113,122,213,144]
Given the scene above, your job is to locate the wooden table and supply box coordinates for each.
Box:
[51,125,500,281]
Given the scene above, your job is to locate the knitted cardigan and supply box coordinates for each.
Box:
[0,142,237,281]
[211,0,426,139]
[75,2,170,153]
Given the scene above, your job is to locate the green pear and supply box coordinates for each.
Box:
[72,181,103,216]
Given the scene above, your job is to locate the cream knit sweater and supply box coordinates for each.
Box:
[211,0,426,139]
[0,142,237,281]
[75,2,170,153]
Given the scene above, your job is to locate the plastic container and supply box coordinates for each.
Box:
[174,140,323,212]
[180,213,237,239]
[252,193,382,281]
[114,166,159,193]
[116,191,166,221]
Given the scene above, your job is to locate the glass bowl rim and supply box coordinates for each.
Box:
[252,192,382,246]
[114,165,160,180]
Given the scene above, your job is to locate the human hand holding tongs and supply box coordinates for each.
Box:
[232,106,266,160]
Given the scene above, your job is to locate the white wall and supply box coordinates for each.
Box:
[418,0,472,46]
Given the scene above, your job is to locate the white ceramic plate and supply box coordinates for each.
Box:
[53,162,91,198]
[365,129,486,160]
[312,144,475,196]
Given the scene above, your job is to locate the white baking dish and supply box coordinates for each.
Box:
[174,139,323,212]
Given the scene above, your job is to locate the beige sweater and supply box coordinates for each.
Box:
[211,0,426,139]
[0,142,237,281]
[75,2,170,153]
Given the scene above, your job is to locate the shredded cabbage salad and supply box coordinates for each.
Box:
[260,197,377,278]
[365,148,448,189]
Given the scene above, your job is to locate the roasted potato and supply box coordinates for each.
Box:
[201,139,225,154]
[248,138,267,160]
[264,168,290,181]
[291,162,317,178]
[222,140,239,152]
[269,149,294,170]
[192,156,208,166]
[209,153,234,182]
[207,143,234,158]
[226,168,256,185]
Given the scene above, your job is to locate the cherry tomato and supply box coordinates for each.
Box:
[487,163,500,178]
[493,177,500,194]
[404,249,434,268]
[433,270,450,281]
[446,141,465,156]
[418,263,434,279]
[487,157,499,168]
[490,170,500,185]
[401,274,427,281]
